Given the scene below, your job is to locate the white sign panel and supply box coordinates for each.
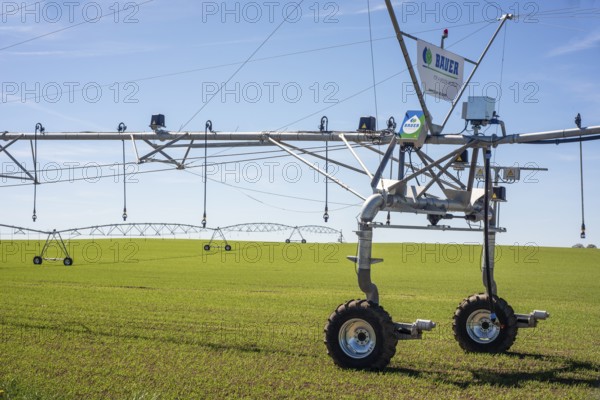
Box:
[417,40,464,102]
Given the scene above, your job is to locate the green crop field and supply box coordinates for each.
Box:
[0,239,599,399]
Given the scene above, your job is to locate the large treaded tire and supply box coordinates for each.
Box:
[324,299,398,370]
[453,293,517,353]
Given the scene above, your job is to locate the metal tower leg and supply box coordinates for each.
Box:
[350,194,385,304]
[482,213,497,296]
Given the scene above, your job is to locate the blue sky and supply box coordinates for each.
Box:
[1,0,599,247]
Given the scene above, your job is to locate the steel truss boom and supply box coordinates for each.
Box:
[3,126,599,145]
[1,131,391,142]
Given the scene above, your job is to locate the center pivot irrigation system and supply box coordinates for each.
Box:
[1,1,599,369]
[0,222,344,266]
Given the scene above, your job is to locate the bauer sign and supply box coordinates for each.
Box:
[417,40,464,102]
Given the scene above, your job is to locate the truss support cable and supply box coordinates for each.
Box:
[367,0,379,129]
[325,138,329,222]
[494,21,508,142]
[32,123,43,222]
[122,140,128,221]
[202,121,211,228]
[321,116,330,222]
[579,138,586,239]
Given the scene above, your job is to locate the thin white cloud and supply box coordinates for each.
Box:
[353,3,390,15]
[17,101,108,131]
[548,30,600,57]
[0,26,35,33]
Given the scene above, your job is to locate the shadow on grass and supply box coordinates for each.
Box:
[1,320,318,359]
[385,352,600,389]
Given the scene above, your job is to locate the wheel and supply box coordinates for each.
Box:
[301,239,307,244]
[324,299,398,370]
[453,293,517,353]
[63,257,73,266]
[203,244,211,251]
[224,244,232,251]
[285,239,290,244]
[33,256,43,265]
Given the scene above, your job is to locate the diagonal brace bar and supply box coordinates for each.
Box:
[268,138,366,201]
[139,133,189,162]
[141,139,184,168]
[389,142,472,192]
[370,135,397,190]
[339,134,373,179]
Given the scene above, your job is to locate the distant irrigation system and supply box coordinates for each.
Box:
[0,222,345,265]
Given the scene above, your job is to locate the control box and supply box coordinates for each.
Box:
[462,96,496,124]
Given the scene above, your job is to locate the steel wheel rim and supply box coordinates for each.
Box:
[466,309,500,344]
[338,318,376,359]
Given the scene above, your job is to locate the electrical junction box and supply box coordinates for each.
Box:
[397,110,428,147]
[358,116,376,131]
[455,149,469,163]
[150,114,166,130]
[502,167,520,182]
[462,96,496,123]
[453,149,469,170]
[492,186,507,202]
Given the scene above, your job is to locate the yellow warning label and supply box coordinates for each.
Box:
[475,167,485,179]
[492,193,497,199]
[361,124,367,129]
[503,167,520,181]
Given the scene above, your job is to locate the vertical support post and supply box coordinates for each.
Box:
[466,147,479,192]
[482,148,497,296]
[482,216,497,296]
[355,194,385,304]
[397,145,406,180]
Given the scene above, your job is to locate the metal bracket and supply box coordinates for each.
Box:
[395,319,436,340]
[346,256,383,264]
[515,310,550,328]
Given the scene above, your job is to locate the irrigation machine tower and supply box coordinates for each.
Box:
[2,1,600,369]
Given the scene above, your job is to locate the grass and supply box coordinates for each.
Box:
[0,239,599,399]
